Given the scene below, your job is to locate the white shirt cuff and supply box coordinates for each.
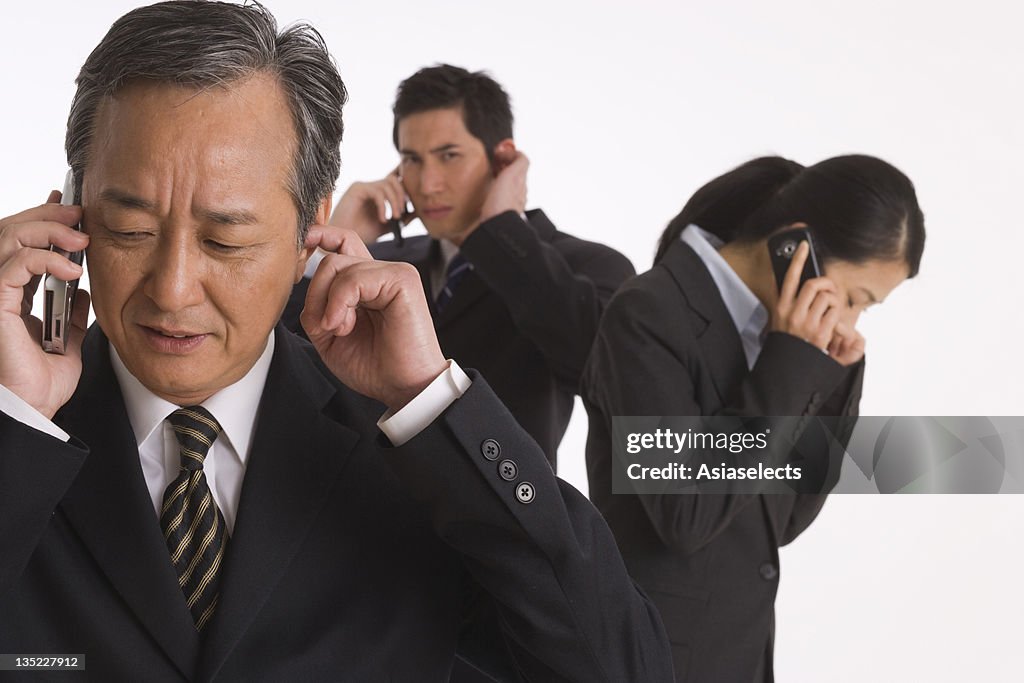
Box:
[377,360,472,446]
[0,383,70,442]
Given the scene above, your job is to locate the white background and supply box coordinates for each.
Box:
[2,1,1022,680]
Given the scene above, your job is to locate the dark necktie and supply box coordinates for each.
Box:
[160,406,228,632]
[435,254,473,313]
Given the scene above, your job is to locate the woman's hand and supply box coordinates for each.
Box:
[771,242,866,366]
[771,241,843,352]
[826,322,866,366]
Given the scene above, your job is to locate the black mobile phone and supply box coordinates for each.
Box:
[42,170,84,354]
[386,199,414,247]
[387,217,405,247]
[767,227,821,293]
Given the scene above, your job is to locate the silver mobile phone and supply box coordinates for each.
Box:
[42,170,84,354]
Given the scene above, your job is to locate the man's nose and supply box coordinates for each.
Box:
[418,162,445,195]
[142,237,205,312]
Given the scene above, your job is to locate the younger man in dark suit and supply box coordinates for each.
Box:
[284,65,635,468]
[0,2,672,680]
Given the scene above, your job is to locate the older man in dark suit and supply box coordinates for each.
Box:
[0,2,673,680]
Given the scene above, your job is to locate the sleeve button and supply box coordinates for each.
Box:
[498,459,518,481]
[480,438,501,461]
[515,482,535,504]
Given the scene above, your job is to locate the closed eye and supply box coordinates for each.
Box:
[204,239,243,253]
[105,227,152,241]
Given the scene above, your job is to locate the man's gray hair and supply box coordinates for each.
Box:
[65,0,347,243]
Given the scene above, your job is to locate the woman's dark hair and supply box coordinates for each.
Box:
[654,157,803,263]
[656,155,926,278]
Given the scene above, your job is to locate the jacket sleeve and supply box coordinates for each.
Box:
[381,373,675,683]
[0,410,88,591]
[583,281,859,555]
[458,210,635,389]
[780,360,865,546]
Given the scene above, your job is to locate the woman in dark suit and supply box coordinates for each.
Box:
[581,155,925,682]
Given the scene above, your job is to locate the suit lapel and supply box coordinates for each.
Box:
[196,327,360,681]
[412,238,488,326]
[662,240,748,408]
[434,269,488,328]
[663,242,803,536]
[57,328,200,678]
[433,211,560,324]
[370,233,491,327]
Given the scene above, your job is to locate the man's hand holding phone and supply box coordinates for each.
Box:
[329,167,413,245]
[771,240,864,366]
[0,190,91,418]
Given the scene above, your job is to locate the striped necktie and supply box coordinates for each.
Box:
[435,253,473,313]
[160,406,228,632]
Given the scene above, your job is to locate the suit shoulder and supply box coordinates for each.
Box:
[548,229,635,276]
[369,234,432,264]
[595,264,703,358]
[525,210,633,276]
[604,264,683,319]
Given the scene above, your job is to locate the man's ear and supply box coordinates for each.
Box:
[294,195,332,283]
[491,139,517,175]
[315,194,332,226]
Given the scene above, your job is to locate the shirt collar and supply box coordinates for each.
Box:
[680,224,769,358]
[438,238,460,271]
[109,332,276,462]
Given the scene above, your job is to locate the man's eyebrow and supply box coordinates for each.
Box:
[98,188,155,211]
[201,207,260,226]
[398,144,460,157]
[98,189,257,225]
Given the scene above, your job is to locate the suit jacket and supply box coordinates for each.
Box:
[0,325,673,682]
[283,209,635,469]
[581,239,864,683]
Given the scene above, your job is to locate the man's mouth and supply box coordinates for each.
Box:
[147,326,201,338]
[139,325,209,353]
[421,206,453,219]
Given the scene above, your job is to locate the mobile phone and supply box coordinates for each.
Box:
[387,217,405,247]
[768,227,821,293]
[386,199,413,247]
[42,170,84,354]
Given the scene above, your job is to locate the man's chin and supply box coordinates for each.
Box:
[113,343,215,405]
[423,223,472,245]
[131,365,216,405]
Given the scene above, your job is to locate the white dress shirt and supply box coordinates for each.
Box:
[0,333,471,534]
[430,239,462,300]
[680,224,769,369]
[110,334,275,535]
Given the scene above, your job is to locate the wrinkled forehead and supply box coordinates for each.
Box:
[93,75,295,165]
[83,76,299,218]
